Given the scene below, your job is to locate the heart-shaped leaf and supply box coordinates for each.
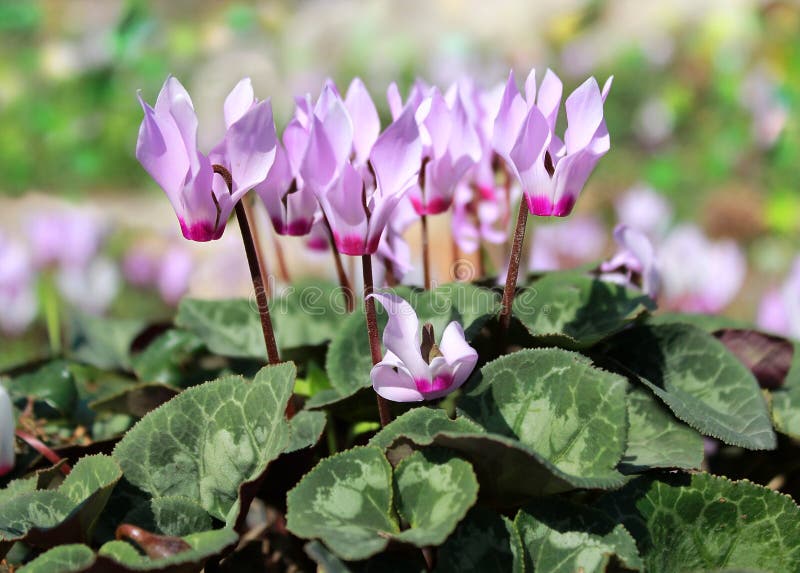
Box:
[286,410,327,453]
[113,363,295,523]
[604,323,776,449]
[512,272,654,348]
[596,472,800,572]
[150,497,214,538]
[514,498,643,573]
[771,341,800,440]
[286,446,479,561]
[368,407,484,451]
[620,386,704,473]
[0,455,122,558]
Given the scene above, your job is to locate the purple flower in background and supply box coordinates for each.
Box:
[27,209,104,269]
[301,85,422,256]
[0,385,14,477]
[136,76,277,241]
[407,87,482,215]
[757,257,800,339]
[599,224,661,298]
[122,246,159,287]
[157,246,193,306]
[370,293,477,402]
[529,215,606,271]
[57,257,120,315]
[614,185,673,238]
[493,69,612,217]
[0,234,37,336]
[451,181,509,254]
[659,225,746,314]
[374,198,417,286]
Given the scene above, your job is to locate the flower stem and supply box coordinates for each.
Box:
[213,165,280,365]
[323,216,355,313]
[242,195,271,299]
[499,200,529,334]
[421,213,431,290]
[362,254,392,427]
[15,429,71,475]
[272,228,292,285]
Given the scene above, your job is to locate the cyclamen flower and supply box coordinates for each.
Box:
[407,87,482,215]
[136,76,277,241]
[0,234,37,336]
[493,69,612,217]
[614,185,673,239]
[529,215,606,272]
[301,82,422,256]
[757,257,800,339]
[370,293,478,401]
[27,209,104,269]
[0,385,14,477]
[57,257,120,315]
[599,224,661,299]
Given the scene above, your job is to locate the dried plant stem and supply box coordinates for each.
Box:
[499,200,529,334]
[213,165,280,365]
[15,429,71,475]
[362,254,392,427]
[421,213,431,290]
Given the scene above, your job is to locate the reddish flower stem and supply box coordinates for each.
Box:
[499,200,529,334]
[241,196,271,299]
[362,254,392,427]
[15,429,71,475]
[323,216,355,313]
[421,213,431,290]
[213,165,281,365]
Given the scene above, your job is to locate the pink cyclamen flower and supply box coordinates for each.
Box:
[301,82,422,256]
[56,257,120,315]
[370,293,478,402]
[0,234,37,336]
[136,76,277,241]
[407,87,482,215]
[0,385,14,476]
[757,257,800,339]
[614,185,673,239]
[27,209,105,269]
[599,224,661,299]
[529,215,606,272]
[659,225,745,314]
[493,69,612,217]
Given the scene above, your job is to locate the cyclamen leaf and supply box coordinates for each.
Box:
[512,272,654,348]
[68,312,147,371]
[113,363,295,522]
[15,544,96,573]
[286,446,479,561]
[514,498,643,573]
[0,455,122,558]
[286,410,327,453]
[620,386,704,473]
[596,472,800,573]
[368,407,485,451]
[437,507,523,573]
[771,341,800,440]
[458,348,628,487]
[605,323,776,450]
[131,329,210,387]
[150,497,214,538]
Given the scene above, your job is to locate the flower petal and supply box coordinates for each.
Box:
[224,77,255,128]
[225,99,278,199]
[370,292,430,381]
[492,71,527,161]
[370,105,422,196]
[564,77,604,154]
[371,355,424,402]
[345,77,381,164]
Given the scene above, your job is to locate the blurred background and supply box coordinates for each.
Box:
[1,0,799,368]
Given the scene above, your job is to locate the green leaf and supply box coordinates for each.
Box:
[436,507,523,573]
[605,324,776,449]
[514,498,643,573]
[513,272,654,348]
[648,312,750,332]
[175,280,351,359]
[620,386,704,473]
[322,283,498,407]
[596,472,800,572]
[98,528,238,571]
[0,455,122,557]
[113,363,295,522]
[368,408,484,451]
[287,446,479,561]
[7,360,78,416]
[89,382,180,418]
[16,544,95,573]
[392,449,478,547]
[286,447,399,561]
[68,312,146,371]
[771,341,800,439]
[150,497,214,537]
[287,410,327,453]
[458,348,628,488]
[131,330,210,387]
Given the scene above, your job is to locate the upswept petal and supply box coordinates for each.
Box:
[224,98,277,200]
[345,78,381,164]
[154,76,199,170]
[417,89,452,159]
[224,77,255,128]
[370,105,422,196]
[564,77,604,154]
[369,292,430,381]
[301,116,341,195]
[509,106,553,213]
[439,321,478,379]
[536,69,563,132]
[492,71,527,161]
